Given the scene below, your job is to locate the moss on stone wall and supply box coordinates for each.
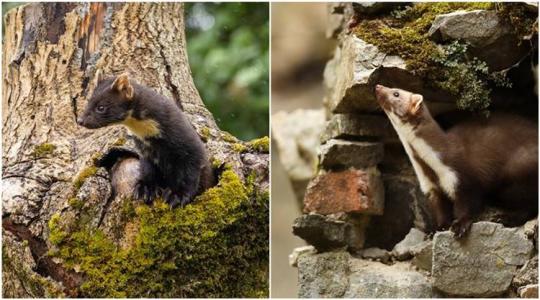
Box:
[353,2,526,113]
[48,168,269,298]
[496,2,538,39]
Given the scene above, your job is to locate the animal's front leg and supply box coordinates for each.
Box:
[427,189,453,232]
[450,190,482,238]
[133,158,160,204]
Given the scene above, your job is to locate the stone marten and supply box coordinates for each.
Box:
[78,72,214,207]
[374,84,538,238]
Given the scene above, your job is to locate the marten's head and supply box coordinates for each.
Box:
[77,72,134,129]
[374,84,425,124]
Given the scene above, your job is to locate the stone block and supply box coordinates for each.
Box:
[321,114,398,143]
[292,213,368,251]
[323,36,454,114]
[345,259,437,298]
[297,250,439,298]
[392,228,427,261]
[319,139,383,170]
[297,251,350,298]
[303,168,384,215]
[428,10,529,71]
[432,222,534,297]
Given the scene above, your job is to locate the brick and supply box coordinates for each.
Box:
[320,139,383,170]
[303,168,384,215]
[320,114,398,143]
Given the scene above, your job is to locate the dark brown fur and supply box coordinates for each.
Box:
[375,85,538,237]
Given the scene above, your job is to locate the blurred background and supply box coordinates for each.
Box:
[3,2,269,141]
[271,3,334,298]
[186,2,269,141]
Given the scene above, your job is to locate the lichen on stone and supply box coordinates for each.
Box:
[200,127,211,142]
[352,2,520,113]
[32,143,56,158]
[221,131,237,143]
[48,168,269,297]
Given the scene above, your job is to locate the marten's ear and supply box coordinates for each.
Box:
[95,69,104,82]
[410,94,423,115]
[111,73,134,100]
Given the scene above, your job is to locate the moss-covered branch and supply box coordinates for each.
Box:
[49,168,269,297]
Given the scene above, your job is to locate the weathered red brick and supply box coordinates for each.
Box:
[303,168,384,215]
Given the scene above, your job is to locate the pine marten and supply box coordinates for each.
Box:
[77,72,214,207]
[374,84,538,238]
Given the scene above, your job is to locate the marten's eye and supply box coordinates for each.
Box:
[393,92,400,97]
[96,105,106,113]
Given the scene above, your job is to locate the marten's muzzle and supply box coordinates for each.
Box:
[374,84,388,106]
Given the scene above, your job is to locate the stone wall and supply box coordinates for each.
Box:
[274,2,538,298]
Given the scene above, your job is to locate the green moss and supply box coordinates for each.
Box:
[48,169,269,297]
[247,136,269,153]
[232,143,248,153]
[48,213,68,245]
[352,2,523,113]
[32,143,56,158]
[112,137,126,146]
[73,166,98,190]
[495,2,538,39]
[68,197,84,210]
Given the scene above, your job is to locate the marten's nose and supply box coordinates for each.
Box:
[77,117,84,126]
[375,84,383,91]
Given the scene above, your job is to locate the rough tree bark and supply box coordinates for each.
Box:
[2,3,269,298]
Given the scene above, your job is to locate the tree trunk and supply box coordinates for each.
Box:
[2,3,269,298]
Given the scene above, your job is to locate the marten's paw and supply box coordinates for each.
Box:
[162,189,192,208]
[450,219,472,239]
[133,181,157,204]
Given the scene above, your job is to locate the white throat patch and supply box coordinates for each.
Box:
[386,112,458,200]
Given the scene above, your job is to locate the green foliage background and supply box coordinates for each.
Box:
[186,3,269,141]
